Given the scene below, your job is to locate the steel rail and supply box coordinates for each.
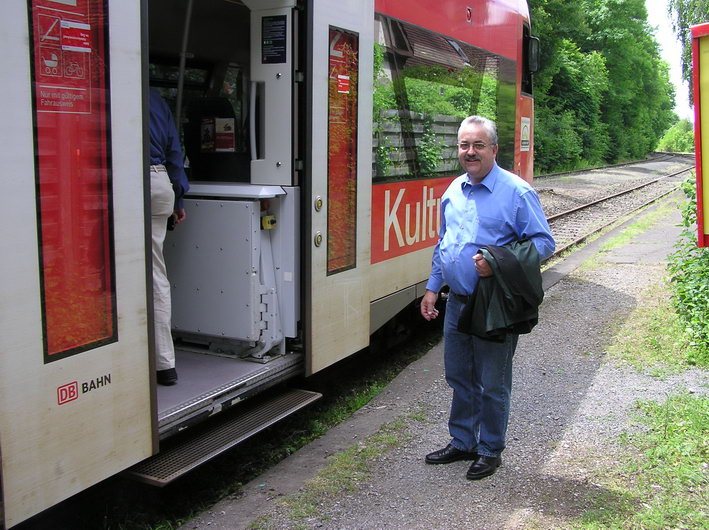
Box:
[546,166,694,222]
[543,165,694,262]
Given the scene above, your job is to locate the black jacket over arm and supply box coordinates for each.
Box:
[457,239,544,341]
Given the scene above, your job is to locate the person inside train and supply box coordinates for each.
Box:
[149,88,190,386]
[419,115,555,479]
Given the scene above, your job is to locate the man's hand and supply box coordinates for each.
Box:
[420,290,439,321]
[173,208,187,225]
[473,253,493,277]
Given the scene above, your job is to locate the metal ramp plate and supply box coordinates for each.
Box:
[127,388,321,486]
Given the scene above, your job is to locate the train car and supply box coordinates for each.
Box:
[0,0,538,526]
[692,22,709,247]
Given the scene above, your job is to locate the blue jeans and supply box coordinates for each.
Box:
[444,293,518,457]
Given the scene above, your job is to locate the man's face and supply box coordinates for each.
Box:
[457,123,498,183]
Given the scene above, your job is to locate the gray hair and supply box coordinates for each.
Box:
[458,116,498,146]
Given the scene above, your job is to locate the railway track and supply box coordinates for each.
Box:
[538,158,694,260]
[533,152,680,181]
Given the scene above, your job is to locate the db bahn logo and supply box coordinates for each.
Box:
[57,374,112,405]
[57,381,79,405]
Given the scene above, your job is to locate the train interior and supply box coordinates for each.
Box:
[145,0,312,452]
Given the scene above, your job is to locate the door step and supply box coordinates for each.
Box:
[127,388,321,485]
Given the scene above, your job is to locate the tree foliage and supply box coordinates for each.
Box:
[657,118,695,152]
[530,0,676,173]
[668,0,709,105]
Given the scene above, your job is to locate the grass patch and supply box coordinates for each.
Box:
[568,195,702,372]
[250,419,415,529]
[578,393,709,529]
[568,193,709,528]
[573,198,678,274]
[596,200,676,254]
[606,277,701,375]
[405,407,431,423]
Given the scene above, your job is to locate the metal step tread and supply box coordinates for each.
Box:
[127,388,321,486]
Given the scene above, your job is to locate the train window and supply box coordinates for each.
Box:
[149,63,209,85]
[327,28,359,274]
[29,0,117,360]
[521,25,536,95]
[373,14,516,181]
[219,64,244,124]
[148,63,211,118]
[217,64,247,154]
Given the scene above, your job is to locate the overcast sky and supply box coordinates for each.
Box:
[645,0,694,122]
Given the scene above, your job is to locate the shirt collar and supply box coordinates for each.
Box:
[461,162,499,192]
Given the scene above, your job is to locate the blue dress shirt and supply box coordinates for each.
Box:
[149,88,190,210]
[426,163,555,296]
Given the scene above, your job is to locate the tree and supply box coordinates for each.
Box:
[583,0,675,160]
[530,0,603,171]
[657,118,695,151]
[668,0,709,105]
[534,39,609,171]
[529,0,675,170]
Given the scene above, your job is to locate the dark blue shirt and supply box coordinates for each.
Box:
[149,88,189,209]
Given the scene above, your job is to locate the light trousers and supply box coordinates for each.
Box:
[150,167,175,371]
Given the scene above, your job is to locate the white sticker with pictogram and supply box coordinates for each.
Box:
[520,117,531,152]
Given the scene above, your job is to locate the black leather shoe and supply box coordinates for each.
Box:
[157,368,178,386]
[425,444,477,464]
[466,455,502,480]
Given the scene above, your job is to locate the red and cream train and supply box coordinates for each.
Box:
[0,0,538,525]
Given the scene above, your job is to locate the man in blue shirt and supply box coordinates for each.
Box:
[420,116,554,479]
[149,88,190,386]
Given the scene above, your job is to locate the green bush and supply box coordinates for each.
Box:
[657,119,695,152]
[534,106,584,173]
[667,176,709,367]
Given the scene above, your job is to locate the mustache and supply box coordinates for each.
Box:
[464,155,481,162]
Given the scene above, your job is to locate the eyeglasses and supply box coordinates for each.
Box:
[458,141,490,151]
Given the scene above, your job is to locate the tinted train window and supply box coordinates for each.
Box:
[521,25,533,95]
[373,15,516,181]
[148,63,210,118]
[219,64,245,127]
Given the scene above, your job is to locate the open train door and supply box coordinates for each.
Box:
[304,0,374,374]
[0,2,152,526]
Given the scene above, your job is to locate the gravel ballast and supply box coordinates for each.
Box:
[183,196,708,529]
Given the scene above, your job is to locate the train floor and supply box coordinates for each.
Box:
[157,350,263,417]
[157,349,299,421]
[181,192,709,529]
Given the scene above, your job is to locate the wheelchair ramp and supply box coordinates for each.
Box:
[127,388,321,486]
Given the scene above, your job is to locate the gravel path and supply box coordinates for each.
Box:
[183,195,708,529]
